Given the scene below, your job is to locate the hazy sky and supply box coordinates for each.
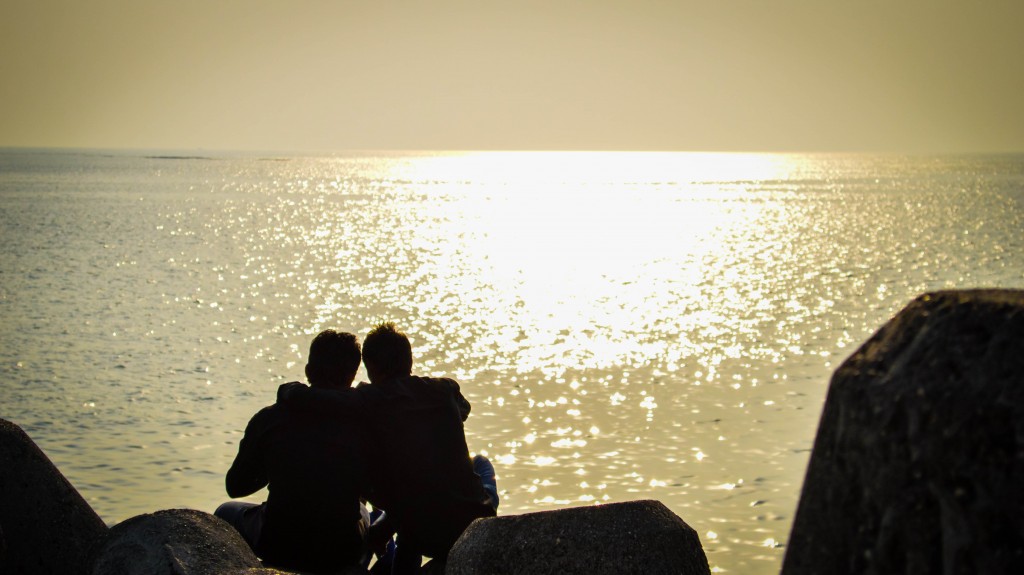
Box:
[2,1,1022,153]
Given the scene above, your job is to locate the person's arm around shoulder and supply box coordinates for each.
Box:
[225,407,274,498]
[276,380,367,416]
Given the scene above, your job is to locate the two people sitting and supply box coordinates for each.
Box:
[216,322,498,574]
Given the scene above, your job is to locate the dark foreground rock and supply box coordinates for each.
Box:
[446,499,709,575]
[0,418,108,575]
[89,508,261,575]
[89,508,369,575]
[782,289,1024,575]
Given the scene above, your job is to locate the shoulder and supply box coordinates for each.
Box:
[412,375,460,390]
[254,403,283,418]
[411,376,467,407]
[351,381,386,402]
[245,404,284,431]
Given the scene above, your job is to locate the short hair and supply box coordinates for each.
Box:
[362,321,413,378]
[306,329,361,384]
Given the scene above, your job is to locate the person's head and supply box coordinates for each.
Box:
[305,329,361,389]
[361,321,413,383]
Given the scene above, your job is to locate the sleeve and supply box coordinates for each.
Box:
[225,409,272,498]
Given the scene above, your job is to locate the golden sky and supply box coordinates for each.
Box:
[2,0,1022,153]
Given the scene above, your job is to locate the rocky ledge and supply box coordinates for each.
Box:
[0,414,710,575]
[447,500,709,575]
[3,289,1022,574]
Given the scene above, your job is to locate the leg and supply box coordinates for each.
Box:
[366,509,397,573]
[214,501,265,553]
[391,531,422,575]
[473,454,499,511]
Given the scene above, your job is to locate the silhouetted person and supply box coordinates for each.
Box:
[280,322,497,574]
[216,330,370,573]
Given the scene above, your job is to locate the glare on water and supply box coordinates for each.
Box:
[1,150,1021,574]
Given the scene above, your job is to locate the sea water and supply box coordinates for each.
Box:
[1,149,1022,573]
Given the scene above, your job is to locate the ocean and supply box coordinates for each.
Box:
[1,148,1022,573]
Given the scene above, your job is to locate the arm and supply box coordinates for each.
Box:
[277,381,366,416]
[225,409,272,498]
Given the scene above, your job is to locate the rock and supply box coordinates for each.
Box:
[782,289,1024,575]
[446,499,710,575]
[89,508,261,575]
[0,418,108,575]
[232,564,364,568]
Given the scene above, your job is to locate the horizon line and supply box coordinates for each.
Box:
[3,145,1023,157]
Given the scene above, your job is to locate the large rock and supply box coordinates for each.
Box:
[782,289,1024,575]
[0,418,108,575]
[89,508,261,575]
[446,499,709,575]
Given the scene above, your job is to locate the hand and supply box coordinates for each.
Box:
[277,381,308,403]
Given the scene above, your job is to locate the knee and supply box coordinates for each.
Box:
[472,454,495,480]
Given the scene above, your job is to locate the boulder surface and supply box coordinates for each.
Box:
[446,499,709,575]
[0,418,108,575]
[89,508,260,575]
[782,289,1024,574]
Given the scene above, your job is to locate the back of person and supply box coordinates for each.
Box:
[257,404,368,571]
[360,376,494,556]
[219,329,368,574]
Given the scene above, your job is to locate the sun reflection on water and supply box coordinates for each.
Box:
[380,152,798,377]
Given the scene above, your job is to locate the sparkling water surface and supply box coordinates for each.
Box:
[1,149,1022,573]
